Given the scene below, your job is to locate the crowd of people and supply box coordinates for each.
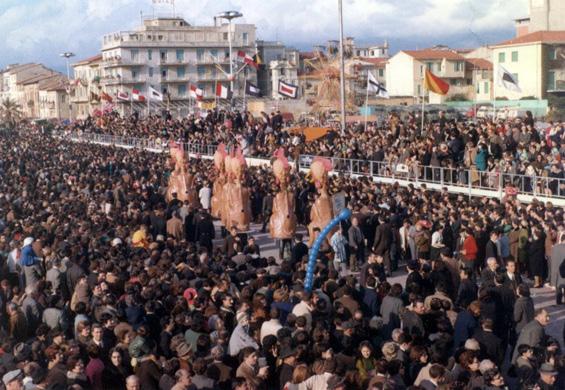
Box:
[0,110,564,390]
[61,110,565,195]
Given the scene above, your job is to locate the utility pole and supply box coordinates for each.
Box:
[338,0,346,134]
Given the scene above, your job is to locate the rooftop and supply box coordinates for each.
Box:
[494,30,565,46]
[464,58,493,70]
[402,49,465,61]
[73,54,103,66]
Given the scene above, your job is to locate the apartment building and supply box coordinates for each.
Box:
[0,63,69,119]
[100,16,257,115]
[71,54,103,119]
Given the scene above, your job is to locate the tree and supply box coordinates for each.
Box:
[0,98,23,129]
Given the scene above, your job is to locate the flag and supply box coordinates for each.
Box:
[132,89,145,102]
[100,92,113,102]
[245,81,261,97]
[253,53,262,66]
[148,86,163,101]
[424,69,450,95]
[278,80,298,99]
[367,72,389,98]
[237,50,259,69]
[117,91,130,101]
[189,84,203,101]
[497,66,521,93]
[216,83,231,99]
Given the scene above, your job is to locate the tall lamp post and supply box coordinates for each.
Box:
[338,0,346,134]
[60,52,75,119]
[216,11,243,108]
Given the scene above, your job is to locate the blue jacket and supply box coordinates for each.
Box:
[475,149,488,171]
[453,310,478,349]
[20,245,37,267]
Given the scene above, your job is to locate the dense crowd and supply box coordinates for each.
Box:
[60,110,565,195]
[0,118,564,390]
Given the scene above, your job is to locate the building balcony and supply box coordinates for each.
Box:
[102,76,147,85]
[103,57,146,67]
[195,58,230,65]
[161,75,191,83]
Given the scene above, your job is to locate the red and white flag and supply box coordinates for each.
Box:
[215,83,231,99]
[117,91,130,101]
[237,51,258,69]
[278,80,298,99]
[132,89,145,102]
[189,84,203,101]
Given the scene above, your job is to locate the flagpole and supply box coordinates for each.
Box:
[364,72,369,133]
[243,77,247,112]
[492,68,497,123]
[420,75,425,134]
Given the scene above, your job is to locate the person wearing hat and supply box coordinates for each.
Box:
[277,346,297,390]
[2,369,23,390]
[537,363,558,389]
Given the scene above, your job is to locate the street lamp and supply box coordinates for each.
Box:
[60,52,75,119]
[338,0,346,134]
[216,10,243,107]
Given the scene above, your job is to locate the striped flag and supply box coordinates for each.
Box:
[278,80,298,99]
[216,83,231,99]
[424,69,450,95]
[132,89,145,102]
[237,51,259,69]
[189,84,203,101]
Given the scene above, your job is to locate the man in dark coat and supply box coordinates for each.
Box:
[373,215,392,274]
[485,230,500,265]
[290,234,308,266]
[195,213,215,253]
[473,318,504,367]
[453,301,481,349]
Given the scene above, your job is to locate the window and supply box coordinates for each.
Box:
[178,85,187,96]
[417,85,421,95]
[223,32,228,41]
[160,50,167,61]
[130,49,138,61]
[370,50,374,56]
[426,62,433,71]
[455,61,464,71]
[147,49,152,61]
[148,67,153,77]
[547,70,556,90]
[498,52,505,63]
[196,48,204,61]
[132,69,138,79]
[177,66,185,78]
[197,66,205,77]
[280,68,285,76]
[511,51,518,62]
[484,81,489,94]
[161,68,167,78]
[176,49,184,61]
[210,49,218,60]
[242,32,248,45]
[378,69,384,77]
[548,47,557,60]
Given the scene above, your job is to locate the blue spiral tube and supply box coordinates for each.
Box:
[305,208,352,291]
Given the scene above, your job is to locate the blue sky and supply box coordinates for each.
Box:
[0,0,529,72]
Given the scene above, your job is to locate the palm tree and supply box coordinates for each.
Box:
[0,97,23,129]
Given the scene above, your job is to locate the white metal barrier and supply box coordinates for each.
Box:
[58,131,565,206]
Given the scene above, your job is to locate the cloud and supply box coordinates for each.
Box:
[0,0,529,69]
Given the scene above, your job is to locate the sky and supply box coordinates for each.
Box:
[0,0,530,72]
